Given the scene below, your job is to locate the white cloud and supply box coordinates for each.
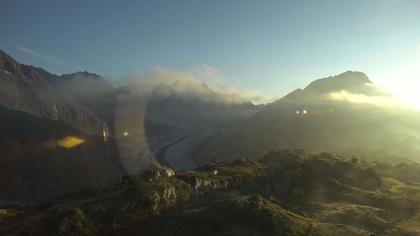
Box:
[326,90,402,108]
[125,65,273,104]
[417,44,420,50]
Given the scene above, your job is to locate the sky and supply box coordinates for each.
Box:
[1,0,420,105]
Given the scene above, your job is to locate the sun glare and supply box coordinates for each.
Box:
[376,65,420,111]
[393,91,420,110]
[383,82,420,110]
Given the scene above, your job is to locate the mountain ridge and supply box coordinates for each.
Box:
[0,50,111,135]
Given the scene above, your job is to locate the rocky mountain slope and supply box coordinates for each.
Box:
[0,50,125,202]
[0,50,110,136]
[2,149,420,235]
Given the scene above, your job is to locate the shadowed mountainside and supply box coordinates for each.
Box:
[0,50,126,202]
[0,105,125,202]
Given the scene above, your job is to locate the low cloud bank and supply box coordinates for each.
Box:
[124,65,272,105]
[326,90,404,108]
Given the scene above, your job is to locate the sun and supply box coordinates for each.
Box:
[377,66,420,111]
[386,85,420,110]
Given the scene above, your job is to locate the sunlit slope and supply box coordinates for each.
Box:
[195,71,420,164]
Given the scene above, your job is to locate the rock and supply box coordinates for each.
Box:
[142,164,175,182]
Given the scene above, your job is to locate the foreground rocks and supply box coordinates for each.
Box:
[2,150,420,235]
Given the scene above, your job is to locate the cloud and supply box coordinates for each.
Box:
[326,90,403,108]
[124,65,272,105]
[13,44,73,70]
[417,44,420,50]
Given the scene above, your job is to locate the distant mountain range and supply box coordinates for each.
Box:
[194,71,420,164]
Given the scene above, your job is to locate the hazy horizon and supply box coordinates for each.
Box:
[1,0,420,107]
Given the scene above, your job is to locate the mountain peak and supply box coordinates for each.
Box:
[304,71,372,95]
[277,71,377,104]
[336,70,371,83]
[60,71,103,80]
[1,50,58,85]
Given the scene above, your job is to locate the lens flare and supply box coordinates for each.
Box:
[57,136,85,149]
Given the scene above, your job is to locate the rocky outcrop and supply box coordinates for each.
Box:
[142,164,175,182]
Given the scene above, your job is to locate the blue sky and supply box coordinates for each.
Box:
[1,0,420,103]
